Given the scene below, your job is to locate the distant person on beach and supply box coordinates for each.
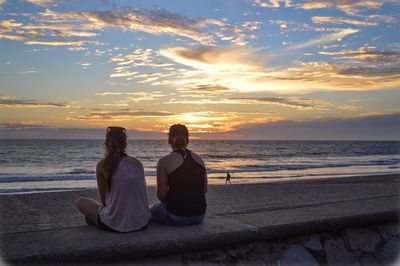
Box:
[76,126,149,232]
[150,124,207,226]
[226,171,231,184]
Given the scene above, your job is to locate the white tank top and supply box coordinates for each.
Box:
[98,156,150,232]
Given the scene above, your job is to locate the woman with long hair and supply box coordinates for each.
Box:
[150,124,207,226]
[76,126,149,232]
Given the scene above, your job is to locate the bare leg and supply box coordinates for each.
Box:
[76,197,102,226]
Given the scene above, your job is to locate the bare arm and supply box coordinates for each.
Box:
[96,160,107,206]
[156,159,168,202]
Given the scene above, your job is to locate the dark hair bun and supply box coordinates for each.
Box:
[172,135,187,149]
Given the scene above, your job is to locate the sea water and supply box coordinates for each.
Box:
[0,139,399,193]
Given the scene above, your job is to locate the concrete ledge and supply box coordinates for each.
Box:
[2,210,399,264]
[1,174,399,264]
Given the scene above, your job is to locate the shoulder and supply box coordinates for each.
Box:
[157,152,181,166]
[126,155,144,169]
[190,151,206,169]
[96,159,104,171]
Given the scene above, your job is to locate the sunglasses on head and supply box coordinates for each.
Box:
[107,126,126,133]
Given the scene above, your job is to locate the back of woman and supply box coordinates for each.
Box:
[150,124,208,226]
[99,156,150,232]
[76,126,149,233]
[166,149,206,217]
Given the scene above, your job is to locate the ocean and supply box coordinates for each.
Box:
[0,139,399,193]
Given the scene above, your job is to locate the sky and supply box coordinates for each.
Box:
[0,0,399,140]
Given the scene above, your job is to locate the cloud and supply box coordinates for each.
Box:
[338,66,400,77]
[318,47,400,64]
[367,14,397,24]
[311,16,377,26]
[185,84,231,91]
[1,8,226,47]
[0,18,94,45]
[0,96,80,108]
[2,7,259,50]
[157,45,400,93]
[1,113,398,139]
[0,20,49,40]
[288,28,359,50]
[228,97,328,110]
[231,113,400,140]
[95,91,166,104]
[297,0,383,16]
[17,69,39,74]
[254,0,385,16]
[275,60,400,90]
[159,45,289,92]
[253,0,293,8]
[110,49,154,66]
[160,111,279,133]
[0,124,168,139]
[67,109,174,121]
[24,40,87,46]
[0,121,51,130]
[160,46,268,71]
[241,21,262,31]
[269,19,312,32]
[108,49,177,82]
[25,0,55,6]
[39,8,223,46]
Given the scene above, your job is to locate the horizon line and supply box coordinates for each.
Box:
[1,138,399,142]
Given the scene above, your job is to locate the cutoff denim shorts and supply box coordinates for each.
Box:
[150,202,205,226]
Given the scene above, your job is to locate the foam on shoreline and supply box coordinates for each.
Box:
[1,172,399,194]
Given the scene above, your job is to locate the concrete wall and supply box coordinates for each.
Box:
[138,222,400,265]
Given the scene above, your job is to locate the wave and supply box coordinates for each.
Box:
[207,159,400,174]
[0,175,95,183]
[0,187,86,194]
[65,168,95,175]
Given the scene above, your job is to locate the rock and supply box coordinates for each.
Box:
[133,254,182,265]
[303,234,323,251]
[206,249,227,263]
[324,238,359,266]
[247,242,270,261]
[225,245,250,259]
[359,253,379,266]
[236,259,266,265]
[262,242,283,266]
[346,228,382,252]
[378,237,400,264]
[279,245,319,266]
[378,223,400,240]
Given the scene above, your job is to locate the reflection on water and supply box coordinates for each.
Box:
[0,140,399,193]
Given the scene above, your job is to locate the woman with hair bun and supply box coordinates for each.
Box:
[76,126,150,232]
[150,124,208,226]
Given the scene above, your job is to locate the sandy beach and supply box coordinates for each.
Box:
[0,173,399,264]
[1,173,399,233]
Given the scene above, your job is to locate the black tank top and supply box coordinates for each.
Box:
[166,149,207,217]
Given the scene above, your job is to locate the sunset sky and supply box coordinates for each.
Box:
[1,0,399,140]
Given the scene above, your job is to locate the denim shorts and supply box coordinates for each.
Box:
[150,202,205,226]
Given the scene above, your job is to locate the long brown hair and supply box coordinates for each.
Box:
[102,127,127,191]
